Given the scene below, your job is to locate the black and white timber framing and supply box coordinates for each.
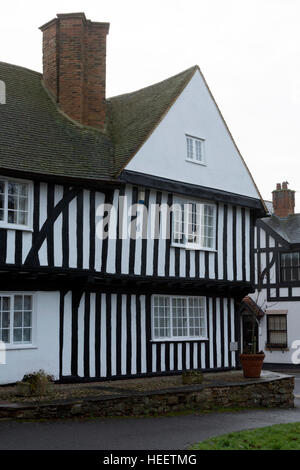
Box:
[254,219,300,302]
[0,174,262,381]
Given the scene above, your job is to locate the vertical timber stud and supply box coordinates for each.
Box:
[71,289,84,377]
[59,289,68,379]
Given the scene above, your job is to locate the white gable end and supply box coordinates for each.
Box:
[125,69,260,200]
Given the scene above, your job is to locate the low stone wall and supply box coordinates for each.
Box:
[0,373,294,420]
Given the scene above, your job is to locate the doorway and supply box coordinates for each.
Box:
[242,314,258,353]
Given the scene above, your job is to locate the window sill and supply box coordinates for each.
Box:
[185,159,206,167]
[171,243,217,252]
[265,347,289,352]
[0,223,33,232]
[151,338,209,343]
[4,344,37,351]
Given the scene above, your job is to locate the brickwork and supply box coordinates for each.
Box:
[40,13,109,129]
[272,182,295,218]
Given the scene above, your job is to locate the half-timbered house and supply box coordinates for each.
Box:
[0,13,266,384]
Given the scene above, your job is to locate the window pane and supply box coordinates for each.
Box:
[2,312,10,328]
[268,315,287,346]
[23,328,32,343]
[14,311,22,327]
[281,252,300,281]
[186,137,193,159]
[1,329,9,343]
[2,297,10,311]
[187,203,200,244]
[8,194,18,210]
[195,140,203,162]
[8,211,17,224]
[24,296,32,311]
[18,196,28,212]
[17,211,28,226]
[188,297,206,337]
[10,295,33,344]
[0,181,30,227]
[13,328,22,343]
[153,296,170,339]
[14,295,23,311]
[8,182,18,195]
[172,297,188,337]
[201,204,215,248]
[0,296,11,344]
[19,184,28,197]
[172,203,185,244]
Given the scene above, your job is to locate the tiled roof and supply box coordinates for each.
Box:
[242,296,265,318]
[0,62,114,181]
[260,213,300,245]
[0,61,197,182]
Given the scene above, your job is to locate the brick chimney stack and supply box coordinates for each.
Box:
[40,13,109,129]
[272,182,295,218]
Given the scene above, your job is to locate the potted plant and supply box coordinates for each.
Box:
[240,304,265,378]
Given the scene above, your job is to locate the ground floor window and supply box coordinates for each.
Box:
[152,295,207,340]
[266,314,287,348]
[0,294,33,345]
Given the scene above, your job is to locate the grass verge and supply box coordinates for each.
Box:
[190,422,300,450]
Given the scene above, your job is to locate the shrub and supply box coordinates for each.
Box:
[18,369,54,396]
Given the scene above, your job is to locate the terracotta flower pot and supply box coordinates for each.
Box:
[239,353,265,378]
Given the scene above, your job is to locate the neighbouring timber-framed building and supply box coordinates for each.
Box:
[245,183,300,366]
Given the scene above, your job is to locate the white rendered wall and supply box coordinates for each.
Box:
[250,289,298,364]
[126,70,260,199]
[0,292,60,384]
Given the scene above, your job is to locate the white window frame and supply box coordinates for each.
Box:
[0,292,36,350]
[151,294,208,342]
[185,134,206,166]
[0,176,33,231]
[171,197,216,251]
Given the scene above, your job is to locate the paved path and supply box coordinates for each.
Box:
[1,400,300,450]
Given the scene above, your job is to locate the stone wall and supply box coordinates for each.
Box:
[0,375,294,420]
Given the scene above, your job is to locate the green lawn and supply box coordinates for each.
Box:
[190,422,300,450]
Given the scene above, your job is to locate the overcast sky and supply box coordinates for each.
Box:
[1,0,299,208]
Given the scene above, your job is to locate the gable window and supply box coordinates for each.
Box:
[280,252,300,281]
[266,314,287,349]
[152,295,207,340]
[186,135,205,165]
[0,294,34,345]
[172,199,216,250]
[0,178,32,229]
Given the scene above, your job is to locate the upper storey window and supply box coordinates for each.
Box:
[0,178,32,230]
[172,198,216,250]
[280,252,300,282]
[186,135,205,165]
